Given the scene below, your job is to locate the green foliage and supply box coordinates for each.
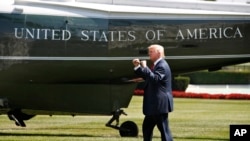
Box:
[172,76,190,91]
[183,71,250,84]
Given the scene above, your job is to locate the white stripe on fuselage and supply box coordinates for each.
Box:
[0,54,250,61]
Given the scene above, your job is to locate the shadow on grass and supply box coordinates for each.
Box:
[174,136,228,141]
[0,132,101,138]
[0,133,229,140]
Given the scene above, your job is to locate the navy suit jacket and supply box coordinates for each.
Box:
[135,59,174,116]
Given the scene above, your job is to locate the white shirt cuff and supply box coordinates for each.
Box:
[134,65,141,70]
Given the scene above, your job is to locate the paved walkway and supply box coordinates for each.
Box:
[186,84,250,94]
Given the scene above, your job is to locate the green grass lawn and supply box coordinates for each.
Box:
[0,96,250,141]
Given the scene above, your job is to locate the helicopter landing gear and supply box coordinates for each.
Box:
[106,109,138,137]
[119,120,138,137]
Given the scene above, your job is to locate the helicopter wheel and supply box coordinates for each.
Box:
[119,121,138,137]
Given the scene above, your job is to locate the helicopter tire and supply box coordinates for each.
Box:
[119,121,138,137]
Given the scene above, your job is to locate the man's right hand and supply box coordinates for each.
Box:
[132,58,140,67]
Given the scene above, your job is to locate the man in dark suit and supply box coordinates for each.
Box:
[132,44,174,141]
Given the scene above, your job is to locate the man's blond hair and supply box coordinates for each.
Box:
[148,44,165,58]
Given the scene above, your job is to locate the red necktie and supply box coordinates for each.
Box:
[150,64,155,70]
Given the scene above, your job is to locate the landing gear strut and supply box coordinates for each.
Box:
[106,109,138,137]
[7,109,35,127]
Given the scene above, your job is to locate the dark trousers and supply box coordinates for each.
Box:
[143,113,173,141]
